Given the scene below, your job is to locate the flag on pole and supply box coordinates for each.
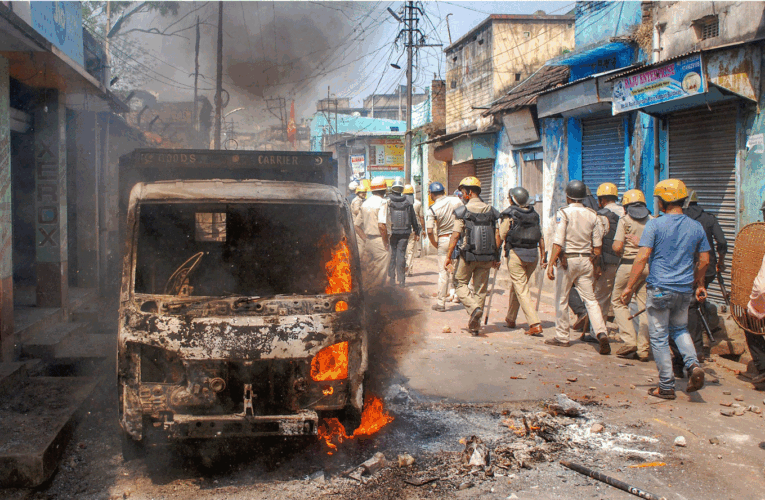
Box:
[287,100,297,149]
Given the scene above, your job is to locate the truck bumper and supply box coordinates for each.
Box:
[162,410,319,439]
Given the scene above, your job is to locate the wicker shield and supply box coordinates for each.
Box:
[731,222,765,335]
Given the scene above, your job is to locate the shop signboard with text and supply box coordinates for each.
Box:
[30,2,84,66]
[368,138,404,178]
[612,55,705,114]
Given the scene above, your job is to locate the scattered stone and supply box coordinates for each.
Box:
[548,393,586,417]
[384,384,412,405]
[462,436,490,467]
[674,436,687,447]
[630,384,636,390]
[720,402,733,407]
[590,423,604,434]
[735,396,745,401]
[567,376,578,383]
[748,405,762,414]
[589,386,597,390]
[732,403,742,408]
[398,454,415,467]
[507,495,519,500]
[346,452,387,481]
[458,481,473,490]
[442,326,452,333]
[404,476,437,486]
[735,408,746,416]
[647,378,654,383]
[723,390,732,395]
[308,471,326,484]
[718,455,723,459]
[721,409,735,417]
[709,437,721,445]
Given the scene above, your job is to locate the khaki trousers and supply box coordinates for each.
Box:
[455,257,493,316]
[506,250,540,326]
[405,232,419,273]
[361,236,390,290]
[594,262,619,324]
[436,236,452,307]
[554,257,606,342]
[612,262,650,357]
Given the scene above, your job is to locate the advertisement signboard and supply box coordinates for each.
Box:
[368,138,404,178]
[350,155,366,176]
[30,2,84,66]
[612,55,705,114]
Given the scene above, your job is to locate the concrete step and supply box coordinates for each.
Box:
[54,332,116,360]
[70,298,118,325]
[20,323,89,360]
[0,374,100,487]
[0,360,39,395]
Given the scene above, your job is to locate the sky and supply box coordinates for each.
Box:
[119,1,574,133]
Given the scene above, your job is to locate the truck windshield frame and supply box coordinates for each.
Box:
[132,201,351,298]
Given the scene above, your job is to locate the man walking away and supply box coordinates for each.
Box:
[404,184,424,276]
[500,186,546,336]
[387,178,420,286]
[546,180,610,354]
[351,180,370,256]
[594,182,624,326]
[354,176,391,290]
[444,177,501,335]
[612,189,652,360]
[683,190,728,361]
[620,179,710,400]
[426,182,463,311]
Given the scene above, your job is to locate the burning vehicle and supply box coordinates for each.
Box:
[117,150,367,457]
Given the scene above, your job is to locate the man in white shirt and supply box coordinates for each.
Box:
[354,177,391,290]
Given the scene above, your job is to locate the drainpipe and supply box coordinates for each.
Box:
[654,116,661,214]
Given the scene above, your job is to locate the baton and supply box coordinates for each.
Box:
[628,308,646,320]
[484,266,499,325]
[716,271,731,308]
[697,305,716,343]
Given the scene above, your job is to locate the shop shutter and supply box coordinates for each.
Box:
[581,115,626,196]
[448,162,475,194]
[475,159,495,206]
[669,102,738,305]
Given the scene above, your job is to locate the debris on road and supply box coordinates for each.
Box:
[404,476,438,486]
[461,436,490,468]
[345,452,387,482]
[458,481,473,490]
[561,460,666,500]
[721,409,735,417]
[442,326,452,333]
[674,436,687,447]
[590,423,604,434]
[398,453,416,467]
[709,436,721,445]
[308,470,326,484]
[548,393,586,416]
[566,376,578,383]
[748,405,762,414]
[627,462,666,468]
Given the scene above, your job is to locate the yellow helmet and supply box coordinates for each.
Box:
[622,189,646,206]
[596,182,618,198]
[370,176,388,191]
[356,179,371,193]
[403,184,414,194]
[458,176,481,193]
[654,179,688,203]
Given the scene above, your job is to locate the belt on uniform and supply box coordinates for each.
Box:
[564,252,591,259]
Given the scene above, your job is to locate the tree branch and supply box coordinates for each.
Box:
[107,2,150,38]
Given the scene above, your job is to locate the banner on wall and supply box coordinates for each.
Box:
[368,138,404,178]
[30,2,84,66]
[350,154,366,175]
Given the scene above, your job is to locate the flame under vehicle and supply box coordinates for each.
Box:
[117,150,365,458]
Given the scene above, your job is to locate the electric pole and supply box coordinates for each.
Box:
[193,16,200,133]
[404,0,414,183]
[214,1,223,150]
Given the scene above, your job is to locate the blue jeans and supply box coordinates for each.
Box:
[646,286,698,390]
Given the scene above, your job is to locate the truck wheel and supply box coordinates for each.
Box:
[121,431,146,461]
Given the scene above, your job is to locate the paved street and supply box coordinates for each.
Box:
[6,254,765,500]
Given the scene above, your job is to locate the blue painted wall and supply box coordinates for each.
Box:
[574,1,643,48]
[309,113,405,151]
[566,118,583,182]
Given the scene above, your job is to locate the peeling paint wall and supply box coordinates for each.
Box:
[741,49,765,226]
[636,112,656,197]
[492,127,518,211]
[575,1,644,48]
[541,118,568,240]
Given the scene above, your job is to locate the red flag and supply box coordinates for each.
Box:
[287,100,297,149]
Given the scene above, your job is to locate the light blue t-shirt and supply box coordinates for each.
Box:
[639,213,711,293]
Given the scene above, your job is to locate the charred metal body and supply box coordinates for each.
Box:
[117,171,366,450]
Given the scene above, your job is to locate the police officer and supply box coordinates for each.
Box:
[351,180,370,255]
[594,182,624,327]
[444,177,501,335]
[427,182,463,311]
[404,184,424,276]
[387,178,420,286]
[499,186,546,336]
[683,190,728,361]
[546,180,610,354]
[354,176,391,290]
[612,189,652,360]
[347,181,359,204]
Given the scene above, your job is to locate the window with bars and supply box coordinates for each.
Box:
[695,16,719,40]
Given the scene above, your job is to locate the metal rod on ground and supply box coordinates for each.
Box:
[628,308,646,320]
[560,461,667,500]
[697,306,715,343]
[484,266,499,325]
[717,271,731,308]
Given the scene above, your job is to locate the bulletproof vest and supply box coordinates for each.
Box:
[502,206,542,254]
[598,207,621,265]
[455,205,500,262]
[389,195,413,234]
[626,203,650,221]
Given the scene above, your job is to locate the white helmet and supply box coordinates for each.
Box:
[348,181,359,191]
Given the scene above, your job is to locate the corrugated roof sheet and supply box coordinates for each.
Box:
[483,65,570,116]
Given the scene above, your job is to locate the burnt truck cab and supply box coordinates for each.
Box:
[117,150,365,451]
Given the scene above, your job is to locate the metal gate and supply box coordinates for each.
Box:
[448,162,475,194]
[669,102,738,305]
[475,159,494,206]
[581,115,626,196]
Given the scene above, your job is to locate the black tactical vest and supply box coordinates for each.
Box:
[598,207,621,265]
[455,205,500,262]
[389,195,413,234]
[502,206,542,255]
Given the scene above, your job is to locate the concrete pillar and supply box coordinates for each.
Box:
[99,112,119,295]
[35,90,68,308]
[74,111,99,288]
[0,56,12,361]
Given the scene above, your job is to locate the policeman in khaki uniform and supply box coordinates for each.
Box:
[546,180,611,354]
[593,182,624,328]
[499,187,546,336]
[612,189,652,360]
[444,177,501,335]
[354,177,391,290]
[351,179,371,255]
[404,184,424,276]
[427,182,464,311]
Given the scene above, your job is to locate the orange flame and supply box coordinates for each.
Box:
[317,395,394,453]
[325,238,352,294]
[311,342,348,382]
